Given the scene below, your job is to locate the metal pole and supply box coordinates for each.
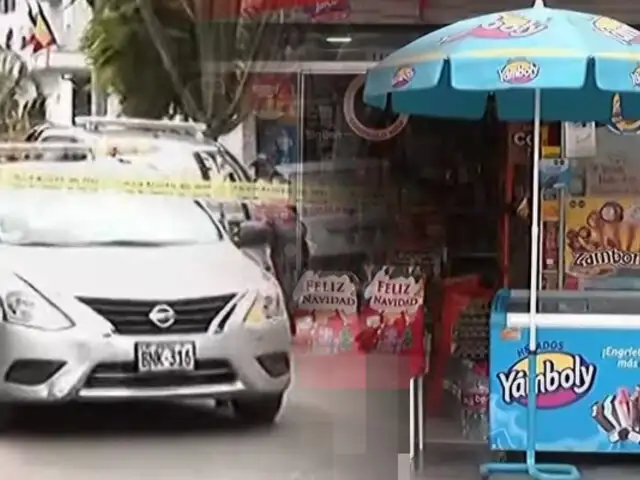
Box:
[90,0,105,117]
[558,187,566,289]
[409,377,416,467]
[295,69,305,274]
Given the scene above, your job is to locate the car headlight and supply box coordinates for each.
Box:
[1,282,74,331]
[244,286,285,326]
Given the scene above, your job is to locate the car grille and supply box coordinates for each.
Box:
[77,295,236,335]
[84,359,236,389]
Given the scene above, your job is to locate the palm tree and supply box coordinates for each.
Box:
[81,0,283,139]
[0,49,45,141]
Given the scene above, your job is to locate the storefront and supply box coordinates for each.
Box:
[273,10,640,458]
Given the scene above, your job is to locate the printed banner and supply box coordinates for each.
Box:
[490,319,640,452]
[256,119,298,166]
[564,196,640,290]
[302,0,350,21]
[251,74,297,122]
[360,265,424,358]
[586,156,640,196]
[292,270,360,354]
[198,0,322,19]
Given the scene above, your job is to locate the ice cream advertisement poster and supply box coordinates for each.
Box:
[564,196,640,289]
[490,327,640,452]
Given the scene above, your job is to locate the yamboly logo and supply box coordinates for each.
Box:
[631,65,640,87]
[498,58,539,84]
[497,351,596,409]
[391,67,415,88]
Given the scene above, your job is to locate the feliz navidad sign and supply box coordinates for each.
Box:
[292,267,425,356]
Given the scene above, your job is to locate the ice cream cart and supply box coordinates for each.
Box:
[489,115,640,454]
[490,288,640,453]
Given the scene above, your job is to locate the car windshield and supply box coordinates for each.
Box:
[0,189,223,247]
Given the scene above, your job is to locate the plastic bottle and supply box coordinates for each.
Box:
[460,359,489,441]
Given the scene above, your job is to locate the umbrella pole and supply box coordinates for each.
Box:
[525,87,543,473]
[479,90,580,480]
[525,90,581,480]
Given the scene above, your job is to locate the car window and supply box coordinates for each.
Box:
[25,125,49,142]
[0,190,223,246]
[202,199,250,229]
[40,135,80,143]
[200,148,251,183]
[198,148,252,225]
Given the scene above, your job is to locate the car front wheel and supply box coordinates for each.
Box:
[231,394,284,425]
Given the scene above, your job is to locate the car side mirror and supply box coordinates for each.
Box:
[233,220,272,247]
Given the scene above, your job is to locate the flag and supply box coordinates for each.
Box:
[27,2,57,53]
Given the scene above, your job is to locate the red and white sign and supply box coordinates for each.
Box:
[195,0,326,18]
[250,74,295,120]
[343,75,409,142]
[293,267,426,390]
[303,0,350,21]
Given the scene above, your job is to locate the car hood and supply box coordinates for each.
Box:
[0,243,268,300]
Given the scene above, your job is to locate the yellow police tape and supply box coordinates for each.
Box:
[0,171,386,207]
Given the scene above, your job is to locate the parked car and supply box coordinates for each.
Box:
[0,159,291,427]
[25,118,309,329]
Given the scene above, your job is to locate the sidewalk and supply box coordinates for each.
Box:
[416,444,640,479]
[417,419,640,479]
[293,345,416,390]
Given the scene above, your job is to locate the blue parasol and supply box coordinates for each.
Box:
[364,1,640,479]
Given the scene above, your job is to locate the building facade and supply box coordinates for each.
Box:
[0,0,95,125]
[4,0,640,129]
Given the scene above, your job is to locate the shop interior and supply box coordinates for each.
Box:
[253,25,640,446]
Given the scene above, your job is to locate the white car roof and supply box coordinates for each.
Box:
[40,126,219,152]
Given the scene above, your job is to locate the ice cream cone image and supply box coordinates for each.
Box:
[586,210,605,248]
[577,227,597,252]
[599,201,625,248]
[566,229,583,253]
[631,386,640,430]
[623,205,640,251]
[592,400,618,441]
[615,387,633,428]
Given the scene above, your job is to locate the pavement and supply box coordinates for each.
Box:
[1,352,639,480]
[0,354,411,480]
[418,442,640,479]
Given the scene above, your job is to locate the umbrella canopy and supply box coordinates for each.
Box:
[364,2,640,121]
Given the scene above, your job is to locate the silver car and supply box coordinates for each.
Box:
[0,161,291,428]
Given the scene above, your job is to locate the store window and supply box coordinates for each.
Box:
[253,73,299,166]
[303,74,408,163]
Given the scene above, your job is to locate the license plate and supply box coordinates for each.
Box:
[136,342,195,373]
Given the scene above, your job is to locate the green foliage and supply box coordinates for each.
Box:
[81,0,190,119]
[81,0,281,138]
[0,49,45,141]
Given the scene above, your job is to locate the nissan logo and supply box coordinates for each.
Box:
[148,304,176,329]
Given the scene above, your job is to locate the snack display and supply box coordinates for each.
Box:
[565,197,640,288]
[291,266,426,389]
